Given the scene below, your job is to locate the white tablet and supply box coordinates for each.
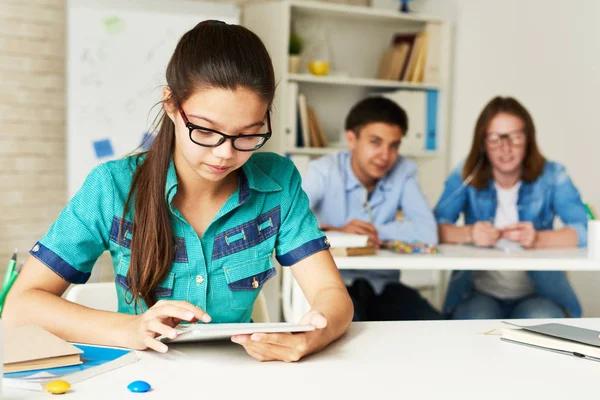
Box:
[158,322,316,343]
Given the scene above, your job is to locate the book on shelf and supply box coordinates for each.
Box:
[307,107,323,147]
[287,81,299,148]
[410,31,428,83]
[394,23,440,83]
[422,23,441,84]
[501,321,600,362]
[376,42,410,81]
[392,33,417,80]
[307,107,329,148]
[297,93,311,148]
[402,32,426,82]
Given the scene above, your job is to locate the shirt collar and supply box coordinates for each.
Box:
[241,156,282,196]
[164,155,282,206]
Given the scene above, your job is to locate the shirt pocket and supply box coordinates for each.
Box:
[222,254,277,310]
[115,254,177,303]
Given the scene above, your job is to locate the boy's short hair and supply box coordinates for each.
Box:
[344,96,408,136]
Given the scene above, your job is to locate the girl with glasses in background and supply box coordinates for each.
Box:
[4,21,352,362]
[434,96,587,320]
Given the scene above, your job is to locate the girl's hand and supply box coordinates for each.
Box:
[471,221,501,247]
[502,222,537,248]
[123,300,211,353]
[231,310,328,362]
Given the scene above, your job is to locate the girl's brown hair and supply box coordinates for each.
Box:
[122,21,275,310]
[462,96,546,189]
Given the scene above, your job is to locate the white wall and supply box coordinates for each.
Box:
[447,0,600,316]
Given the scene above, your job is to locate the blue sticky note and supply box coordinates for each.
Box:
[139,132,155,151]
[93,139,114,158]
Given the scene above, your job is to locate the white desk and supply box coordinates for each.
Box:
[282,245,600,322]
[333,244,600,271]
[6,318,600,399]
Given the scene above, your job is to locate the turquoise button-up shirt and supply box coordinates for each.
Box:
[31,152,329,322]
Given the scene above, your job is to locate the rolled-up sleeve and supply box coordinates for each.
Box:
[434,165,467,225]
[276,162,330,266]
[31,164,113,283]
[551,164,588,247]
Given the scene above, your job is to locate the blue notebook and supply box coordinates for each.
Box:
[4,344,138,391]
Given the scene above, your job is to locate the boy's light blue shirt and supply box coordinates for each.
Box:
[302,151,438,293]
[30,152,329,322]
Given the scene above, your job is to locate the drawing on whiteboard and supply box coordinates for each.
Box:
[67,1,239,197]
[103,15,124,34]
[92,139,115,159]
[139,132,155,151]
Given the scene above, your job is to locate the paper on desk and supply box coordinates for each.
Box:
[494,238,524,253]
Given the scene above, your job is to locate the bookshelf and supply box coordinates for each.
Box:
[242,0,452,205]
[288,73,441,90]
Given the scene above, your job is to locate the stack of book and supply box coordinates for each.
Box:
[3,325,138,391]
[297,93,329,148]
[326,231,376,257]
[376,23,441,83]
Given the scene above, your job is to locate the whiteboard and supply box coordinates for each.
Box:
[67,0,238,197]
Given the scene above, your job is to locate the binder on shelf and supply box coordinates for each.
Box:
[381,90,426,154]
[380,89,438,154]
[425,90,438,151]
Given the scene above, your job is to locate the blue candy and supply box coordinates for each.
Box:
[127,380,151,393]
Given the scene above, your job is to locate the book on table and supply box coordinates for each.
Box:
[4,325,138,391]
[324,231,375,257]
[501,321,600,362]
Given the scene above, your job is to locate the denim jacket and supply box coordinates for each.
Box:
[434,160,587,317]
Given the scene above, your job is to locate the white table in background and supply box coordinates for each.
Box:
[5,318,600,400]
[283,245,600,322]
[334,244,599,271]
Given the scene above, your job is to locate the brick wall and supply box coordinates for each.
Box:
[0,0,67,274]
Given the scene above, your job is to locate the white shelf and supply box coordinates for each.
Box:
[288,73,440,90]
[286,146,441,158]
[290,0,442,24]
[286,147,344,156]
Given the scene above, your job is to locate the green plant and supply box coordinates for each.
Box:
[289,32,303,55]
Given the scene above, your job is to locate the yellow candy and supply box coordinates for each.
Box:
[46,379,71,394]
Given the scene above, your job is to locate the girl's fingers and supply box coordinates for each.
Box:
[143,335,169,353]
[244,341,292,362]
[156,301,211,323]
[243,344,274,362]
[147,319,178,339]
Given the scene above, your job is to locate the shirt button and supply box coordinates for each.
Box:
[324,238,331,246]
[32,244,40,252]
[195,275,204,285]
